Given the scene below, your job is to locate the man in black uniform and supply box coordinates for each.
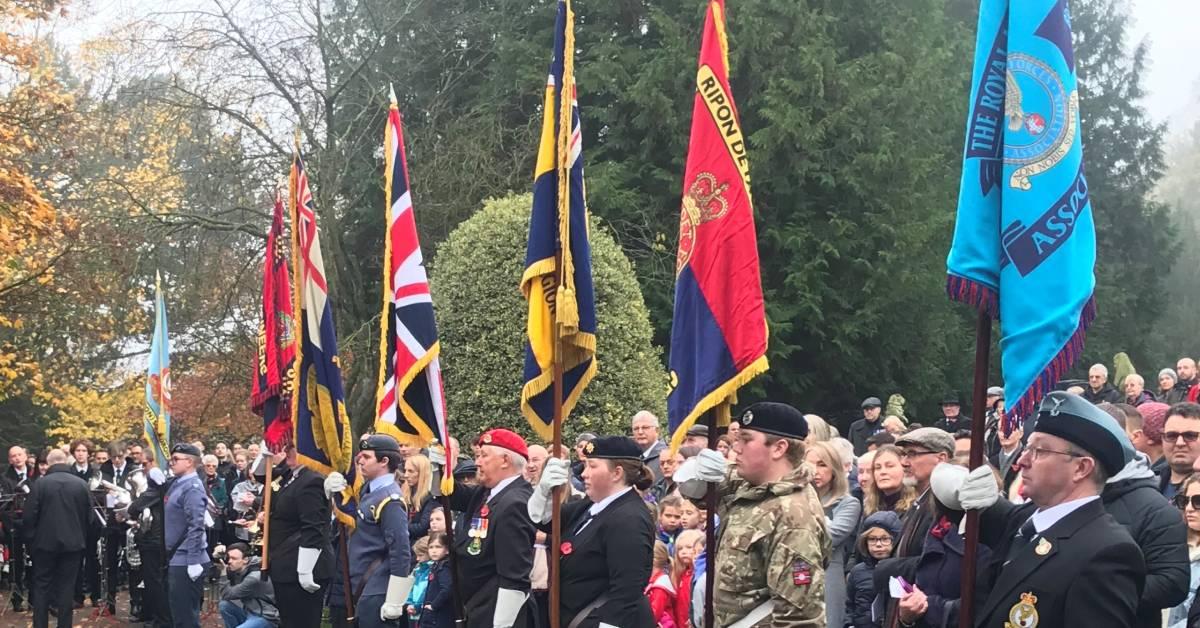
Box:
[529,436,654,627]
[24,448,94,628]
[2,445,35,612]
[266,446,334,628]
[67,438,102,607]
[128,465,170,628]
[97,439,136,616]
[448,428,536,628]
[937,391,1146,627]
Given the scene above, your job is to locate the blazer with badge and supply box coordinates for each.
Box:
[974,497,1145,628]
[267,464,334,584]
[449,476,536,628]
[546,488,655,628]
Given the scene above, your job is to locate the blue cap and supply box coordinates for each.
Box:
[1032,391,1133,475]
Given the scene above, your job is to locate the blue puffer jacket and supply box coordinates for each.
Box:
[846,511,903,628]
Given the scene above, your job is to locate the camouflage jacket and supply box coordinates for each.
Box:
[712,465,831,627]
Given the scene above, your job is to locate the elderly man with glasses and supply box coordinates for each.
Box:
[935,391,1145,628]
[630,411,667,481]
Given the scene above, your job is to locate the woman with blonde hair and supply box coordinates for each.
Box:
[864,445,916,517]
[804,414,834,443]
[806,441,861,628]
[401,453,439,551]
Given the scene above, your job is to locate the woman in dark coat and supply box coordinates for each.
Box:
[527,436,656,628]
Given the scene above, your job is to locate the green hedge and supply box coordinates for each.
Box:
[431,193,667,444]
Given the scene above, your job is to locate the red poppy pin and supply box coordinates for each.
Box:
[480,505,490,517]
[560,542,573,556]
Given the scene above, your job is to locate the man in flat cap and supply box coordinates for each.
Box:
[446,428,536,628]
[892,428,955,558]
[937,391,1146,627]
[675,402,831,626]
[850,397,885,456]
[164,443,210,628]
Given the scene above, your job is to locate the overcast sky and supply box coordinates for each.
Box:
[55,0,1200,135]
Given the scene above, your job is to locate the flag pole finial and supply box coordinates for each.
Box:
[388,83,398,105]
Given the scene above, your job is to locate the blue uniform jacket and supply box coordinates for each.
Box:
[349,477,411,598]
[165,471,209,567]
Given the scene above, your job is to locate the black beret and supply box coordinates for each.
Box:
[739,402,809,440]
[359,433,401,454]
[171,443,201,457]
[1032,391,1132,476]
[582,436,643,461]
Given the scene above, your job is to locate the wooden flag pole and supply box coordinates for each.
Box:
[260,460,274,572]
[548,248,566,628]
[958,311,992,628]
[704,410,718,628]
[338,519,355,621]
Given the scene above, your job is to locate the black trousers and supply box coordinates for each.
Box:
[32,549,81,628]
[167,565,202,628]
[103,530,123,606]
[140,546,171,627]
[273,580,328,628]
[75,532,100,603]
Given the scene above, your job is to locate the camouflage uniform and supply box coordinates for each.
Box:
[713,465,831,627]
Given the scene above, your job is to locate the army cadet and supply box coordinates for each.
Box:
[447,428,537,628]
[325,435,413,626]
[935,391,1146,627]
[676,402,831,626]
[529,436,655,627]
[266,446,335,628]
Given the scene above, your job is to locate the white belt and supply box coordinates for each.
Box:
[728,599,775,628]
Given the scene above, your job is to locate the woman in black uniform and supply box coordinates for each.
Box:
[528,436,656,628]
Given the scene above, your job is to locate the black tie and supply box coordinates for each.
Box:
[1006,519,1038,563]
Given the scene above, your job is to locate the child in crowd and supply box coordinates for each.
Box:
[657,495,683,546]
[428,507,448,535]
[645,541,676,627]
[845,511,902,628]
[674,529,703,628]
[679,498,705,531]
[405,537,433,622]
[420,533,455,628]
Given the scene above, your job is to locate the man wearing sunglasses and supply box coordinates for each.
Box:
[1160,403,1200,501]
[935,391,1145,628]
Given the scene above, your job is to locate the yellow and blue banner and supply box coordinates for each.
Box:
[520,0,597,442]
[144,272,171,470]
[947,0,1095,428]
[667,0,769,453]
[288,148,355,523]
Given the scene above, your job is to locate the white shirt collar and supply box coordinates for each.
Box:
[75,463,88,472]
[487,474,521,501]
[1029,495,1099,534]
[368,474,397,494]
[641,442,662,458]
[589,487,633,516]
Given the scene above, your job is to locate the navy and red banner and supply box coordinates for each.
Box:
[252,191,296,453]
[667,0,768,453]
[375,88,454,493]
[288,149,355,525]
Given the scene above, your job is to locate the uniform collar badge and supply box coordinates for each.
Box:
[1034,537,1052,556]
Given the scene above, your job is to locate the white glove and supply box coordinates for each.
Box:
[323,471,348,498]
[428,446,447,467]
[381,575,414,620]
[187,563,203,580]
[527,458,569,524]
[957,465,1000,510]
[296,546,321,593]
[493,587,528,628]
[674,448,727,498]
[116,491,132,507]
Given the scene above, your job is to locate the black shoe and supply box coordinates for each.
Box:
[10,602,25,613]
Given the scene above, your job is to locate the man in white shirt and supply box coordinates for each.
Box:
[937,391,1145,627]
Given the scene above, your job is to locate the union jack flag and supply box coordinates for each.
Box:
[289,148,355,524]
[375,87,453,490]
